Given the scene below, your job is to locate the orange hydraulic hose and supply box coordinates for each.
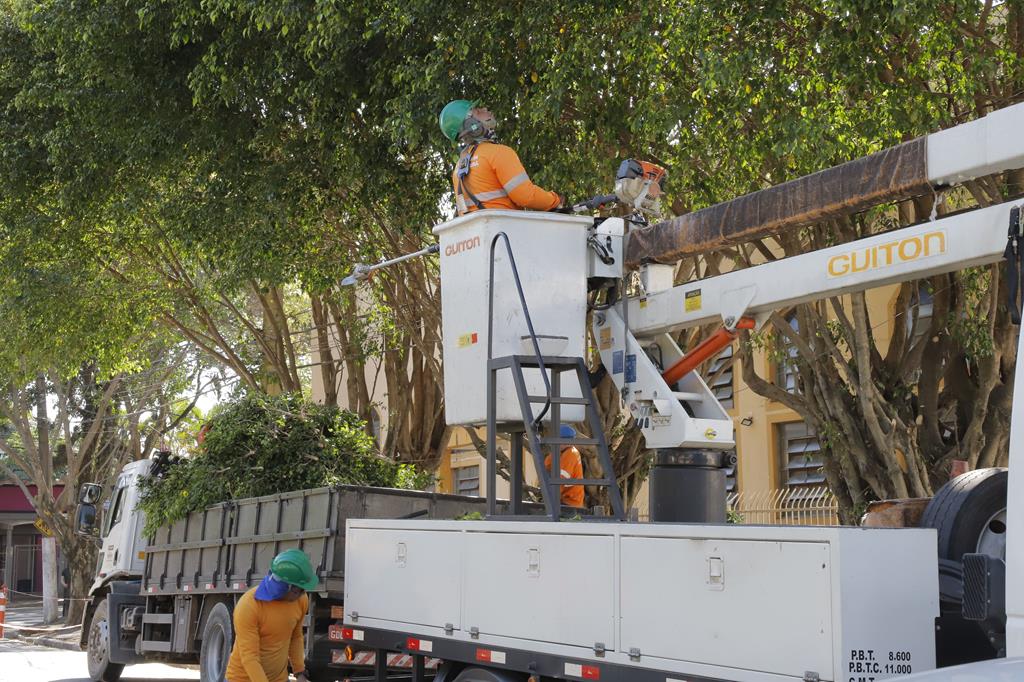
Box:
[661,317,756,386]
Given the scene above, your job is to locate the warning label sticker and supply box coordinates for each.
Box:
[685,289,702,312]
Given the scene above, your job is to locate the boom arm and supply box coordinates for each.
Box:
[595,199,1021,451]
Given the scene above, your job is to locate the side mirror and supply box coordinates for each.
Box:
[76,503,97,537]
[79,483,102,505]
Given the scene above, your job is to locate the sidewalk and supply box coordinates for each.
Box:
[3,598,82,651]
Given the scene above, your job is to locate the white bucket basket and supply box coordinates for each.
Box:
[434,210,591,426]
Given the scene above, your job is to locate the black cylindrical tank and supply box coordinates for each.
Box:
[648,449,732,523]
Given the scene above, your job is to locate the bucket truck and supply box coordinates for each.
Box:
[335,102,1024,682]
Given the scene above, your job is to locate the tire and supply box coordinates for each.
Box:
[921,468,1008,562]
[86,598,125,682]
[453,666,528,682]
[922,469,1008,666]
[199,602,234,682]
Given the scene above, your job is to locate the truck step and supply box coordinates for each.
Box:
[142,613,174,625]
[140,640,173,652]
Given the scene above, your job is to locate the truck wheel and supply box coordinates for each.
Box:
[452,666,527,682]
[921,468,1008,562]
[86,598,125,682]
[199,602,233,682]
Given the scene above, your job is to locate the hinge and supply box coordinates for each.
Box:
[350,611,359,622]
[593,642,605,657]
[470,626,480,639]
[804,672,820,682]
[444,623,454,635]
[629,647,641,661]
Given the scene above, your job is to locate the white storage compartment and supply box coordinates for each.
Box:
[620,537,833,677]
[434,210,591,425]
[345,520,939,681]
[344,528,463,630]
[463,531,615,649]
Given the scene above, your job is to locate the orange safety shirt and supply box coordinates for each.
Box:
[225,587,308,682]
[544,446,585,508]
[451,142,560,215]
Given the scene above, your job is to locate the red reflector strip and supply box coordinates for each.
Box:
[330,605,345,619]
[565,663,601,680]
[475,648,507,664]
[406,637,433,653]
[328,626,364,642]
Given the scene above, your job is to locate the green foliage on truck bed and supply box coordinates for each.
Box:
[138,393,433,538]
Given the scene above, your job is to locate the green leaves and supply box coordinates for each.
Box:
[137,392,433,537]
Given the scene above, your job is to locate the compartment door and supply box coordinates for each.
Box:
[620,537,833,678]
[463,532,615,649]
[345,528,463,629]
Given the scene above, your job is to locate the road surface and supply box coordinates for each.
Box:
[0,638,200,682]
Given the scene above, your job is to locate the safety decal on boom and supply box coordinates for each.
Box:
[625,354,637,383]
[684,289,702,312]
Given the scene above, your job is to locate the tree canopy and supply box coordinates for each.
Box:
[2,0,1023,520]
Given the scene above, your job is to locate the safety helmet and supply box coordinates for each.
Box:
[439,99,477,142]
[559,424,577,439]
[269,549,319,591]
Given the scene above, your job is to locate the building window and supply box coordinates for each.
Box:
[777,421,825,489]
[724,450,738,494]
[453,465,480,497]
[706,344,735,410]
[774,313,800,394]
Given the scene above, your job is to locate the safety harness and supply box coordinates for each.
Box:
[1004,205,1023,325]
[455,142,488,214]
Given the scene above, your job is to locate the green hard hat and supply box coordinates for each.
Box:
[439,99,477,141]
[270,549,319,591]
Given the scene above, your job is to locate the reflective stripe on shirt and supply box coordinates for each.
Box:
[456,189,508,214]
[474,188,509,201]
[503,171,530,192]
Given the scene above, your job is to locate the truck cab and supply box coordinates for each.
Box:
[91,459,151,590]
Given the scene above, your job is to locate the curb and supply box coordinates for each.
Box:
[20,634,80,651]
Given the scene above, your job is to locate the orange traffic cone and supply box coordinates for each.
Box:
[0,583,7,639]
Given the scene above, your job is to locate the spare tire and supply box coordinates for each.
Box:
[921,468,1008,563]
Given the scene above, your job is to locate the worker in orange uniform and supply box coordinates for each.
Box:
[439,99,563,215]
[225,549,318,682]
[544,424,585,508]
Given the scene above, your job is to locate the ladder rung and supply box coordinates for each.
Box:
[540,437,598,446]
[526,395,589,405]
[549,478,614,486]
[511,355,581,368]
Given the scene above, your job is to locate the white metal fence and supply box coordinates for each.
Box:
[727,486,840,526]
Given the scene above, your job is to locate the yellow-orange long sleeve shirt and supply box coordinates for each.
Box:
[451,142,560,215]
[225,587,307,682]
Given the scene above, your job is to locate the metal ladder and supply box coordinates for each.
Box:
[484,232,625,522]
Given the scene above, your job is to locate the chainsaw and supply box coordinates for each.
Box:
[571,158,667,221]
